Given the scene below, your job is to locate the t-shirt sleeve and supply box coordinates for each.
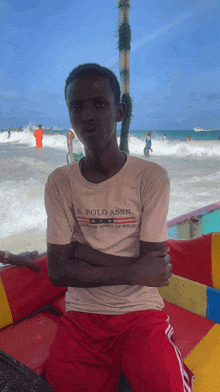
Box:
[45,169,76,245]
[139,167,170,243]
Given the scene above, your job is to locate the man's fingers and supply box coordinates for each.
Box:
[167,262,172,271]
[33,264,41,273]
[164,255,172,264]
[31,250,39,261]
[148,247,170,257]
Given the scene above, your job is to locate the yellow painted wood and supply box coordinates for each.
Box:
[0,277,13,329]
[185,324,220,391]
[158,274,207,317]
[211,232,220,290]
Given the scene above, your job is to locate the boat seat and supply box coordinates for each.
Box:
[163,301,215,359]
[167,232,220,288]
[0,310,60,375]
[0,254,67,330]
[50,292,66,315]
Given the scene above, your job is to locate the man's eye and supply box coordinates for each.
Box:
[95,101,106,108]
[71,105,81,112]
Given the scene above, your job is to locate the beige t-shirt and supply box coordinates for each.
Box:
[45,155,170,314]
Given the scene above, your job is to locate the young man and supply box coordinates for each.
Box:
[45,63,194,392]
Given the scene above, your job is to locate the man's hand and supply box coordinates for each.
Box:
[18,251,41,272]
[2,251,41,273]
[18,250,39,261]
[132,248,172,287]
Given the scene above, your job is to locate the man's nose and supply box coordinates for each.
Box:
[82,104,95,121]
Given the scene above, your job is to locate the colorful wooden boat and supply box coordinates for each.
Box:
[0,202,220,391]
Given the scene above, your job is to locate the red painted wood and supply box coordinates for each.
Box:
[1,255,67,324]
[167,234,212,286]
[50,293,66,315]
[0,311,60,375]
[164,301,215,359]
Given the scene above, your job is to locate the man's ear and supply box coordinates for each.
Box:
[116,102,126,122]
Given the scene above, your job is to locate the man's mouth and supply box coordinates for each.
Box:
[83,128,97,134]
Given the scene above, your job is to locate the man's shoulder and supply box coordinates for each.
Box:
[47,164,77,186]
[128,155,167,178]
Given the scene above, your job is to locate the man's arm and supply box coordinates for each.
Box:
[47,241,171,288]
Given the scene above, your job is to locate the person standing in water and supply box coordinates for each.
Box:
[67,128,76,164]
[34,125,43,147]
[144,131,153,157]
[67,127,84,164]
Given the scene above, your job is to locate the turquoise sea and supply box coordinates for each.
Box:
[128,129,220,141]
[2,127,220,141]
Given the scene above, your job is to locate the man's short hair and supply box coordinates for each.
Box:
[39,124,42,128]
[64,63,121,105]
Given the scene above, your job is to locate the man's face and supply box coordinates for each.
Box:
[66,76,124,151]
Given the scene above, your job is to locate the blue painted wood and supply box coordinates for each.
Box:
[206,286,220,324]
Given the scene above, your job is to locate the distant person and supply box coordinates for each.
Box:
[186,135,192,141]
[144,131,153,157]
[218,136,220,140]
[163,134,167,140]
[67,128,84,164]
[67,128,76,164]
[0,250,40,272]
[8,131,11,138]
[34,124,43,147]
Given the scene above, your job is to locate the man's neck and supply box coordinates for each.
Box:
[80,148,127,184]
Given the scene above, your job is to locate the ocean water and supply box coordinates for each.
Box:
[0,125,220,256]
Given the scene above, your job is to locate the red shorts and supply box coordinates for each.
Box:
[45,310,195,392]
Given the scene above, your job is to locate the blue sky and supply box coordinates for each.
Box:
[0,0,219,130]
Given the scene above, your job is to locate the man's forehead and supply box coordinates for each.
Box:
[66,76,113,101]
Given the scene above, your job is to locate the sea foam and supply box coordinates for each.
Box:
[1,128,219,157]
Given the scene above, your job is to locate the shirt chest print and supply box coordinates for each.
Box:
[76,208,136,229]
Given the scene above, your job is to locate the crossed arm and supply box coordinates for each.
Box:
[47,240,171,288]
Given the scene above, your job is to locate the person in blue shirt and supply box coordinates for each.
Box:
[144,131,153,157]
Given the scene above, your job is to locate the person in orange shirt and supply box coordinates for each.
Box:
[34,124,43,147]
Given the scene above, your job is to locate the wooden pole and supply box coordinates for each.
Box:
[117,0,132,154]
